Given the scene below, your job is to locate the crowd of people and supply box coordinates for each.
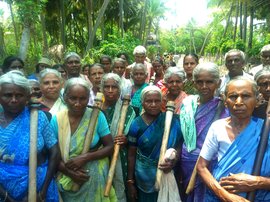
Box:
[0,44,270,202]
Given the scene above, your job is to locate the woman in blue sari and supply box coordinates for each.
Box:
[127,85,182,202]
[179,62,229,202]
[198,77,270,201]
[0,72,60,201]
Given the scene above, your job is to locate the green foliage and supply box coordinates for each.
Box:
[83,33,141,64]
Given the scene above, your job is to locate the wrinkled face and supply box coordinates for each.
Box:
[0,84,29,117]
[65,56,81,77]
[103,79,120,102]
[31,83,42,99]
[100,58,111,73]
[261,51,270,66]
[40,73,62,100]
[8,60,24,73]
[183,56,198,76]
[195,71,220,102]
[225,52,244,76]
[131,68,147,86]
[257,74,270,101]
[64,85,89,114]
[152,61,163,75]
[225,80,257,119]
[135,53,146,64]
[165,75,183,96]
[89,66,104,87]
[113,61,126,77]
[142,91,162,116]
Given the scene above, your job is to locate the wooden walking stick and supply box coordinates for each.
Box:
[247,98,270,201]
[71,92,104,191]
[155,101,175,190]
[185,100,225,194]
[104,95,131,197]
[28,108,38,202]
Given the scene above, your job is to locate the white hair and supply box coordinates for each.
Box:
[133,45,146,55]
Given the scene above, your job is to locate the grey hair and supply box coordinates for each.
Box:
[112,58,126,67]
[40,68,62,82]
[133,45,146,55]
[131,63,148,76]
[193,62,220,82]
[0,71,31,94]
[261,44,270,53]
[254,68,270,82]
[224,49,246,62]
[140,85,162,102]
[224,76,258,98]
[100,73,122,93]
[164,67,185,83]
[28,79,40,87]
[63,77,90,95]
[64,52,81,62]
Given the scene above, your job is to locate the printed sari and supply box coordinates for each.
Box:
[51,108,117,202]
[128,113,182,201]
[205,117,270,202]
[0,107,58,201]
[180,96,228,202]
[131,83,148,109]
[104,102,136,202]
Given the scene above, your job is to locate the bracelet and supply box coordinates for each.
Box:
[127,179,135,184]
[4,191,7,202]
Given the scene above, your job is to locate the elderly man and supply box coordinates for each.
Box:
[249,44,270,76]
[218,49,253,96]
[64,52,90,83]
[128,45,153,83]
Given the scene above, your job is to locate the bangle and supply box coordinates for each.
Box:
[4,191,7,202]
[127,179,135,184]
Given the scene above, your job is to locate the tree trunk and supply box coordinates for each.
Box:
[223,4,233,38]
[0,24,6,58]
[60,0,66,52]
[233,1,239,42]
[139,0,147,41]
[239,2,243,39]
[85,0,93,54]
[18,21,31,60]
[243,2,248,45]
[85,0,110,54]
[248,6,254,50]
[8,1,19,47]
[38,0,48,55]
[119,0,124,37]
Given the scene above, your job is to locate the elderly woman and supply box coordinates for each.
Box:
[88,63,105,106]
[179,62,228,202]
[0,72,60,201]
[197,77,270,201]
[112,58,132,97]
[161,67,187,114]
[101,73,136,202]
[39,68,66,115]
[51,77,117,201]
[151,57,164,85]
[127,85,182,202]
[253,68,270,119]
[2,55,25,74]
[183,53,199,95]
[130,63,149,110]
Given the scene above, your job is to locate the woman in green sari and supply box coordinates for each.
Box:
[101,73,137,202]
[51,78,117,202]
